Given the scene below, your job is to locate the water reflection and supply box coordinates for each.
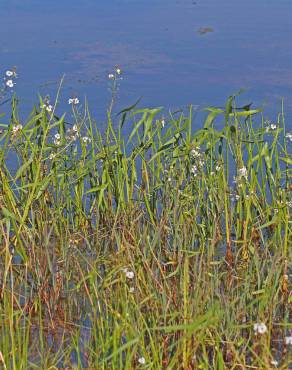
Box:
[1,0,292,125]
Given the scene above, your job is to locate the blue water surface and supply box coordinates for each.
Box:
[1,0,292,126]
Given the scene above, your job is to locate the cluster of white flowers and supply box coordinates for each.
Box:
[49,153,56,160]
[190,146,204,175]
[285,132,292,142]
[41,100,53,113]
[190,146,201,158]
[265,120,277,132]
[108,66,122,80]
[54,133,61,146]
[270,123,277,130]
[191,165,198,177]
[253,322,267,335]
[198,159,205,168]
[53,127,91,148]
[12,124,22,134]
[230,192,240,202]
[82,136,91,145]
[233,166,248,186]
[238,166,248,179]
[4,69,17,89]
[210,163,221,176]
[66,124,79,142]
[68,97,79,105]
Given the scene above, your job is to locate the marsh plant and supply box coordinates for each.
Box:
[0,71,291,369]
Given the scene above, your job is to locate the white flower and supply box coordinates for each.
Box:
[69,97,79,105]
[6,70,14,77]
[161,119,165,127]
[125,270,134,279]
[49,153,56,160]
[6,79,14,88]
[285,336,292,345]
[285,132,292,142]
[82,136,91,144]
[41,102,53,112]
[129,287,135,293]
[108,73,114,79]
[72,124,78,132]
[191,147,200,158]
[215,164,221,172]
[253,323,267,335]
[53,133,61,145]
[138,357,146,365]
[191,165,198,177]
[270,123,277,130]
[238,166,248,179]
[271,360,278,367]
[115,67,121,75]
[12,124,22,133]
[231,192,240,201]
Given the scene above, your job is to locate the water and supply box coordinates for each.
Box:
[1,0,292,126]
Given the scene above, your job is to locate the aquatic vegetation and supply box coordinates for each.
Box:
[0,86,291,369]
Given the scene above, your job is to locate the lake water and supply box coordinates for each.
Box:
[2,0,292,127]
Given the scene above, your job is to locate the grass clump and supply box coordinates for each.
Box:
[0,89,291,369]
